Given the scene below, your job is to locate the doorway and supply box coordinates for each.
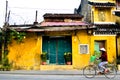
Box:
[42,36,72,65]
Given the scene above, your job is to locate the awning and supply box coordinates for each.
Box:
[23,26,89,32]
[8,22,93,32]
[94,24,120,35]
[10,26,91,32]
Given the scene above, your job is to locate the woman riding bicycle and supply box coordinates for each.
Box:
[98,48,108,74]
[83,48,117,79]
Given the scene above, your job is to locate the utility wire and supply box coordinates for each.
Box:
[8,7,74,11]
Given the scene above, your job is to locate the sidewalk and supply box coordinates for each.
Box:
[0,70,120,75]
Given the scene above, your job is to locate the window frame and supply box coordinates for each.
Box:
[79,44,89,54]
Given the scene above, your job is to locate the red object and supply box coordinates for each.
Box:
[42,62,47,65]
[66,62,72,65]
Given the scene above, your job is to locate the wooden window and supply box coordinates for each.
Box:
[98,9,106,21]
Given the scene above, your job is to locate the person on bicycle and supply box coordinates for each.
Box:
[98,48,108,74]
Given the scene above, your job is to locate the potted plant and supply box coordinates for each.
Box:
[64,52,72,65]
[41,52,47,65]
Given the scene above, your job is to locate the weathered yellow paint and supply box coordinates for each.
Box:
[72,30,116,69]
[72,30,91,69]
[91,35,116,63]
[91,0,116,23]
[93,7,116,22]
[8,33,42,70]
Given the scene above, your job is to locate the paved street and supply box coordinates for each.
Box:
[0,74,120,80]
[0,70,120,80]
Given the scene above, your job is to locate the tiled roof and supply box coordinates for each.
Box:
[88,1,115,7]
[94,24,120,35]
[40,22,89,27]
[94,24,118,27]
[26,26,89,32]
[8,22,91,32]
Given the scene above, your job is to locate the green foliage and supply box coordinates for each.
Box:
[4,50,9,57]
[2,50,10,66]
[7,30,26,44]
[0,51,12,71]
[41,52,47,62]
[93,51,101,65]
[94,50,101,58]
[2,57,9,66]
[0,65,11,71]
[64,52,72,62]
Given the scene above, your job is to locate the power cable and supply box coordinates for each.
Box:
[8,7,74,11]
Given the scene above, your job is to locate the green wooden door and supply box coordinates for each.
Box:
[57,37,72,64]
[49,38,56,64]
[94,42,100,52]
[42,36,72,65]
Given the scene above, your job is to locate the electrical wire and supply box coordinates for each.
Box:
[8,7,74,11]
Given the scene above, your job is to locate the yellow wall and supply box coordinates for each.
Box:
[72,30,116,69]
[93,7,116,22]
[91,35,116,63]
[72,30,91,69]
[8,33,42,70]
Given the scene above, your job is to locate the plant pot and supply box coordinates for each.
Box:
[42,62,47,65]
[66,61,71,65]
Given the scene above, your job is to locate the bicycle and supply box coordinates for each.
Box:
[83,59,117,79]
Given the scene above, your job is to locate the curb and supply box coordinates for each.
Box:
[0,70,120,75]
[0,70,83,75]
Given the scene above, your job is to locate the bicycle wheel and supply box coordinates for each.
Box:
[83,65,96,78]
[104,64,117,79]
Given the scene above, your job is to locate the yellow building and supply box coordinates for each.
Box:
[7,14,96,70]
[76,0,117,66]
[88,0,117,63]
[113,0,120,57]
